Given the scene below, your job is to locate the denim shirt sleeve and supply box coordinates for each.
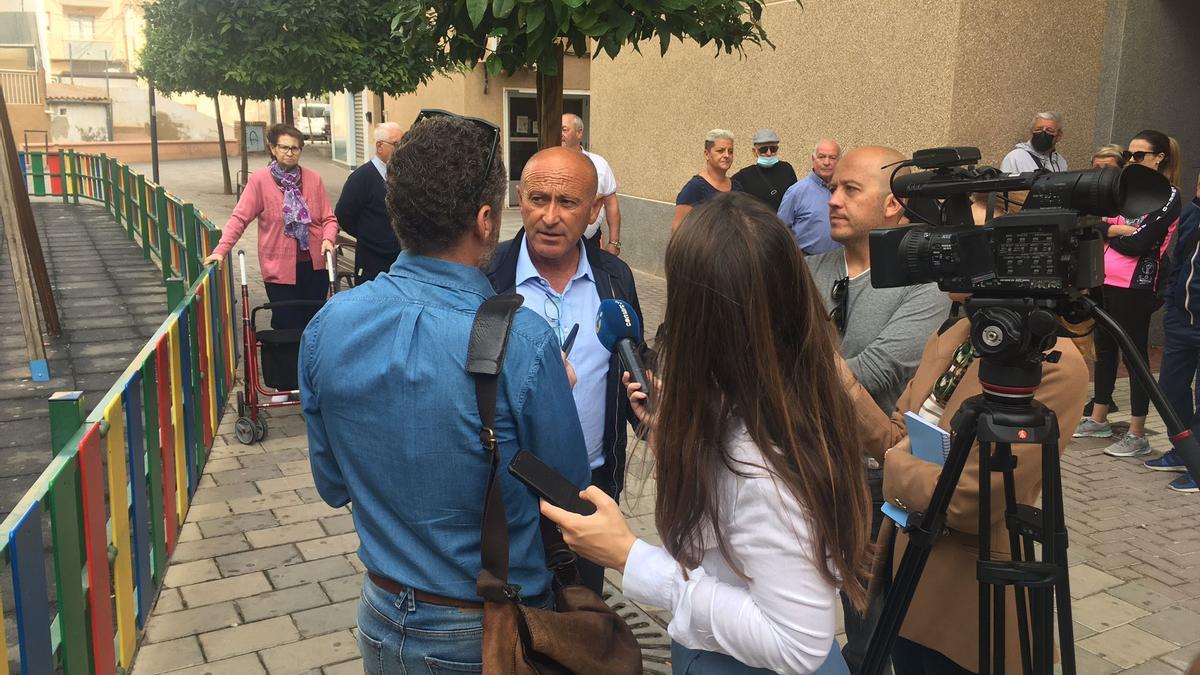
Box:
[301,311,351,507]
[515,329,592,490]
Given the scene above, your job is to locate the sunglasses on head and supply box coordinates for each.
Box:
[756,145,779,155]
[1121,150,1157,163]
[414,108,501,203]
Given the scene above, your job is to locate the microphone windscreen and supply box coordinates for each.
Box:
[595,299,642,352]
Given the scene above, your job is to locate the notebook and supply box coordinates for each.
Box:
[881,413,953,527]
[903,411,950,466]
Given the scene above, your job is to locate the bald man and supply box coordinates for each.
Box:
[778,139,842,254]
[485,147,644,595]
[806,146,950,671]
[336,122,406,286]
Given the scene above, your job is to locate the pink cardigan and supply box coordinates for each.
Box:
[213,166,339,285]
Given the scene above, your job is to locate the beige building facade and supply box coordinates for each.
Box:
[588,0,1200,276]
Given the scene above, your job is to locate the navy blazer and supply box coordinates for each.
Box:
[485,232,644,495]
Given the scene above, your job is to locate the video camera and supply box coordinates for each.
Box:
[869,147,1172,297]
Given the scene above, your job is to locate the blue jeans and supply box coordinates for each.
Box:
[1158,307,1200,435]
[671,639,850,674]
[356,574,553,674]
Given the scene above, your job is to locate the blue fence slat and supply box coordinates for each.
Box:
[178,308,197,497]
[9,502,54,675]
[124,374,153,627]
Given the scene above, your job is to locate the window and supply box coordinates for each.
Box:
[57,107,67,115]
[68,15,95,40]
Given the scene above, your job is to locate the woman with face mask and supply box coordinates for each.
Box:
[671,129,745,230]
[1074,129,1182,463]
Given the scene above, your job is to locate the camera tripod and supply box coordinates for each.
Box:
[859,296,1200,675]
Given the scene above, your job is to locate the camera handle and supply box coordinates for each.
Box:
[1083,297,1200,479]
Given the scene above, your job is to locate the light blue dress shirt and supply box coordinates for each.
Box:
[369,155,387,181]
[778,172,841,255]
[301,252,590,600]
[514,238,608,469]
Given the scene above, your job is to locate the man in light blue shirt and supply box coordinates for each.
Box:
[486,146,644,596]
[778,138,842,254]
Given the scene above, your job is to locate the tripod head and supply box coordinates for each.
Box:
[963,297,1064,404]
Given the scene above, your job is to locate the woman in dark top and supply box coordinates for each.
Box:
[1075,129,1182,459]
[671,128,743,230]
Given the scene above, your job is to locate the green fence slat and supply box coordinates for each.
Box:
[141,356,166,585]
[31,152,45,195]
[49,454,90,675]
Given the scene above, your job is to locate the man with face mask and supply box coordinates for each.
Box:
[732,128,798,212]
[1000,111,1069,173]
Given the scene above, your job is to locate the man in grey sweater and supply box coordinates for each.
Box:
[806,146,950,673]
[806,145,950,414]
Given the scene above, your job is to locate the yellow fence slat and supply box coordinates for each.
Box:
[102,396,136,668]
[201,277,218,431]
[168,319,188,519]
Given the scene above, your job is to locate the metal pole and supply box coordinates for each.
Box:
[149,85,160,183]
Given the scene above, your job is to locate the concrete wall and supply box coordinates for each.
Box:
[8,104,50,145]
[1098,0,1200,193]
[47,139,240,163]
[383,56,591,128]
[587,0,1199,277]
[49,101,109,141]
[590,0,965,275]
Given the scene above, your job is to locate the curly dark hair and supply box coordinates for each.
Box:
[266,124,304,148]
[385,116,505,255]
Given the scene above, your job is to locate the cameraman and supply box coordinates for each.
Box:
[846,301,1088,673]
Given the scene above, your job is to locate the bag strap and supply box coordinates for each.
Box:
[1024,150,1046,171]
[468,293,525,603]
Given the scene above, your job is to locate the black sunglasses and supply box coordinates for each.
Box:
[414,109,501,203]
[1121,150,1157,163]
[830,276,849,336]
[756,145,779,155]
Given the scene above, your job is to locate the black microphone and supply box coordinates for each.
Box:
[595,299,650,402]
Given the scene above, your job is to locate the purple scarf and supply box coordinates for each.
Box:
[270,161,312,251]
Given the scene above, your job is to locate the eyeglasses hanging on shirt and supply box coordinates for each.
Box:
[829,276,850,336]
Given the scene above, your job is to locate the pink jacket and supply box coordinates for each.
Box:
[213,166,339,285]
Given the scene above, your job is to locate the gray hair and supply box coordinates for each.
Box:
[812,139,841,158]
[705,128,734,150]
[563,113,584,133]
[1034,111,1062,127]
[374,122,404,144]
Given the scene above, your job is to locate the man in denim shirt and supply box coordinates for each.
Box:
[300,114,590,672]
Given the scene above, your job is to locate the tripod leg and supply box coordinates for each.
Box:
[979,439,993,675]
[1000,442,1035,675]
[1044,434,1075,675]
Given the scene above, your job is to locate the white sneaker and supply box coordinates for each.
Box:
[1073,418,1113,438]
[1103,433,1151,457]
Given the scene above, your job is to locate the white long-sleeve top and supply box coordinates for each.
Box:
[622,424,838,674]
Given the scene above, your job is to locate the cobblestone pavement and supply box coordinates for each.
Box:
[130,155,1199,673]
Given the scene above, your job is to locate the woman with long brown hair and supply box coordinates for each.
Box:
[542,192,871,674]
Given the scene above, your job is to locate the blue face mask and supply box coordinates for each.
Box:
[757,156,779,168]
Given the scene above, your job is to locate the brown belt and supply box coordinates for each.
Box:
[367,572,484,609]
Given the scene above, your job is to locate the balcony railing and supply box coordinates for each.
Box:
[0,68,41,105]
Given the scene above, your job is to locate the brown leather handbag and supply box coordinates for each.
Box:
[468,295,643,675]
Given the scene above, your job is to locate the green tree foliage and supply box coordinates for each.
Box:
[390,0,776,78]
[141,0,437,100]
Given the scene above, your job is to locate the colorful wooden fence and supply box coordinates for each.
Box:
[1,152,239,674]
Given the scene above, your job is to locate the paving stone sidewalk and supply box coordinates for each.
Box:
[130,155,1199,674]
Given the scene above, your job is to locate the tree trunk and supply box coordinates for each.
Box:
[237,97,249,181]
[536,43,565,151]
[282,98,294,127]
[213,95,232,195]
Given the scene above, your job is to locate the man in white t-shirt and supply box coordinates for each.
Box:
[562,113,622,256]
